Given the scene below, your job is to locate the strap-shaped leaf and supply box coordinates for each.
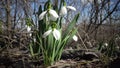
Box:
[67,28,78,43]
[63,13,80,37]
[38,5,42,16]
[29,43,34,57]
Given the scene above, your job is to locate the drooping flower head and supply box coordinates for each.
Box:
[60,0,76,16]
[73,35,78,41]
[39,9,59,21]
[42,28,61,40]
[39,1,59,21]
[25,25,32,36]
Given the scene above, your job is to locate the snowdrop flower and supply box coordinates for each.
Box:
[39,9,59,21]
[42,29,61,40]
[116,37,120,40]
[104,43,108,47]
[33,38,36,42]
[29,33,32,37]
[26,25,32,36]
[26,26,31,32]
[73,35,78,41]
[60,6,76,16]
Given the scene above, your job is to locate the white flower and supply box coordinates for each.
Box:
[42,29,52,38]
[66,6,76,11]
[49,9,59,21]
[60,6,67,16]
[39,9,59,21]
[39,11,47,20]
[33,38,36,42]
[25,25,32,36]
[104,43,108,47]
[42,29,61,40]
[53,29,61,40]
[29,33,32,37]
[60,6,76,16]
[26,26,31,32]
[73,35,78,41]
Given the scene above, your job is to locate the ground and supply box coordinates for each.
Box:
[0,47,120,68]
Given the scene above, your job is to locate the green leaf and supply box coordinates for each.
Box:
[63,13,80,37]
[97,41,104,51]
[25,18,33,26]
[29,43,34,57]
[67,28,78,43]
[44,0,50,10]
[38,5,42,16]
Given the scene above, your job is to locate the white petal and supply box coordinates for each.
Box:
[73,35,78,41]
[104,43,108,47]
[66,6,76,11]
[33,38,36,42]
[53,29,61,40]
[39,11,47,20]
[29,33,32,37]
[49,9,59,21]
[42,30,52,38]
[27,26,31,32]
[25,25,31,32]
[49,15,58,21]
[60,6,67,16]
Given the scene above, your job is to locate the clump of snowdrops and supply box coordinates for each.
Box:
[29,0,79,66]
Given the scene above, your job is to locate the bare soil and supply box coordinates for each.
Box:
[0,47,120,68]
